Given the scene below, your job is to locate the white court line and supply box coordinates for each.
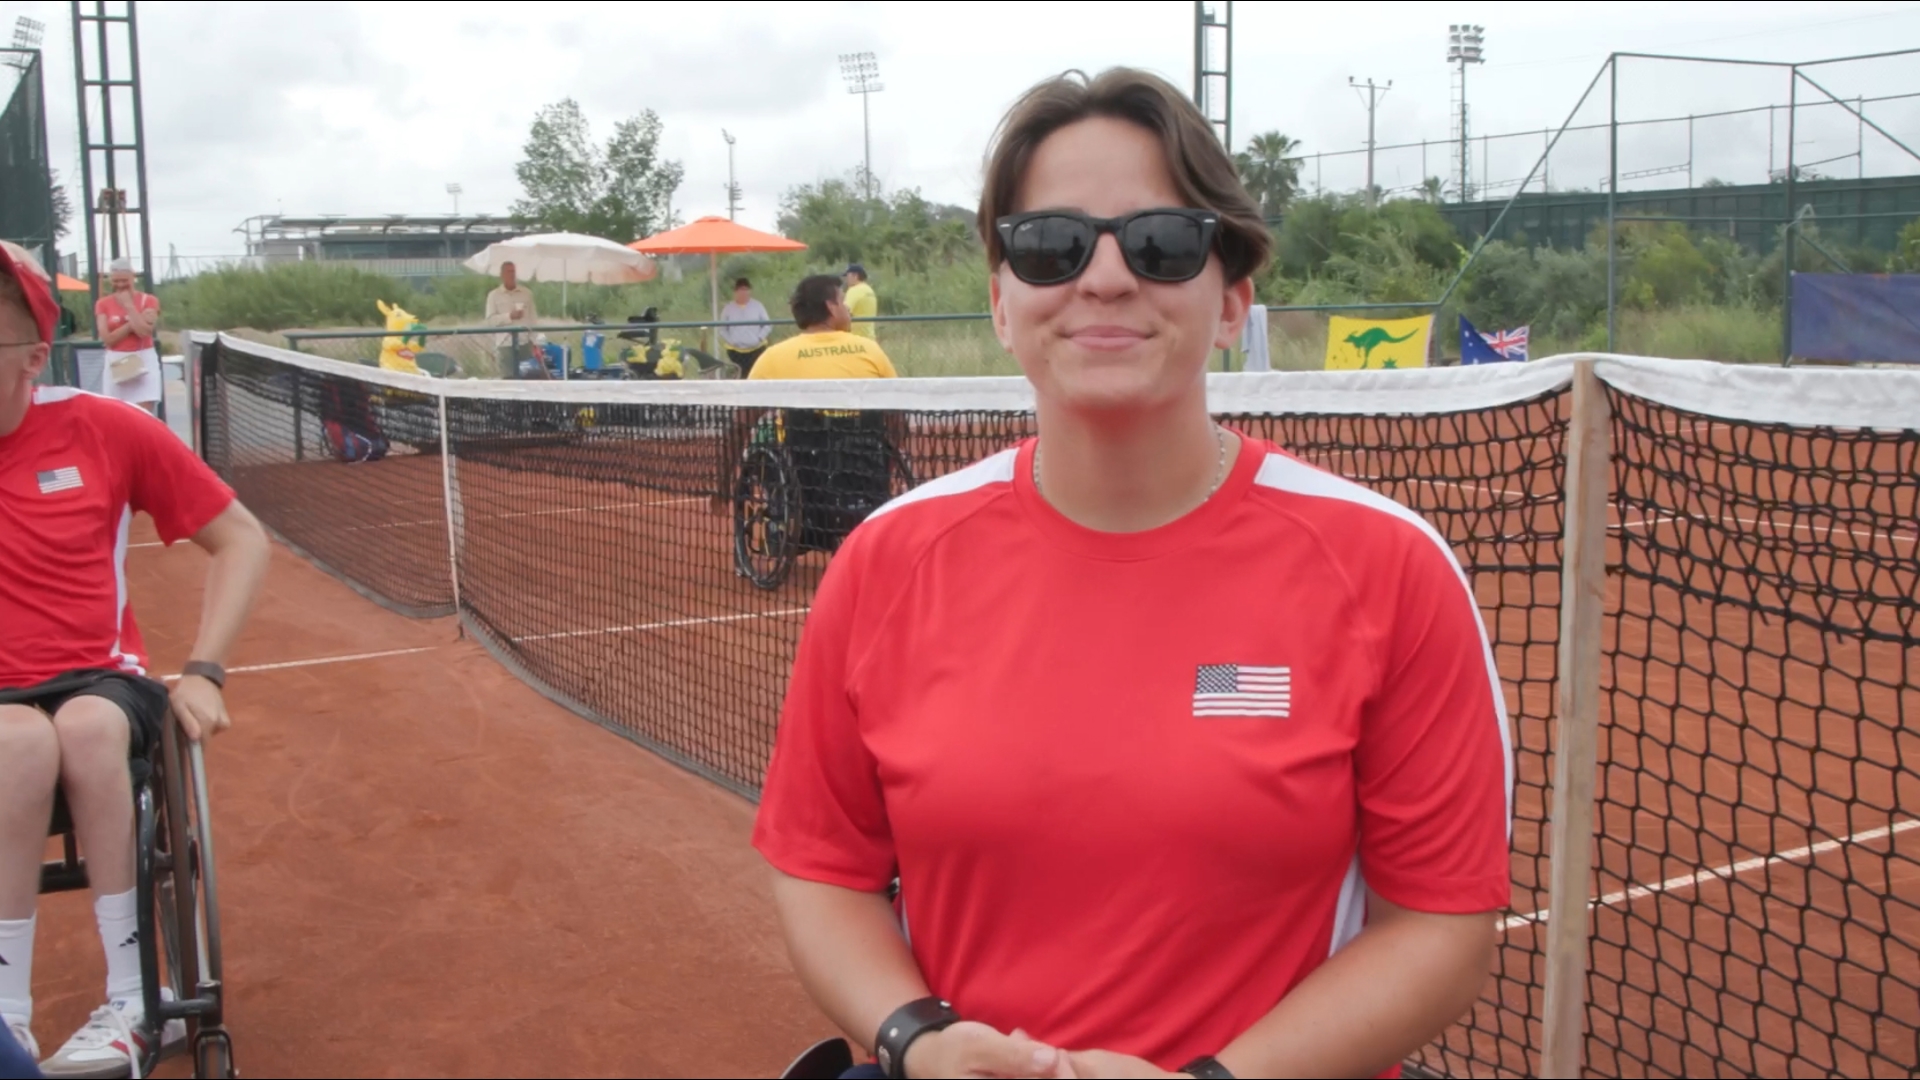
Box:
[158,645,438,682]
[496,496,704,521]
[340,495,705,534]
[1612,509,1915,546]
[1501,817,1920,933]
[512,606,810,644]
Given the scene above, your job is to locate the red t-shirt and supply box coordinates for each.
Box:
[753,435,1511,1070]
[0,387,234,688]
[94,290,160,353]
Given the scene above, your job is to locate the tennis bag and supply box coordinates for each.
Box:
[318,380,390,463]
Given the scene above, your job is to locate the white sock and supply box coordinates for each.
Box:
[0,915,33,1027]
[94,890,142,1005]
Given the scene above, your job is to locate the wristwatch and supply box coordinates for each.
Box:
[1179,1056,1236,1078]
[874,997,960,1079]
[180,660,227,689]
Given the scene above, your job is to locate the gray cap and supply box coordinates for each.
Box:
[108,256,134,274]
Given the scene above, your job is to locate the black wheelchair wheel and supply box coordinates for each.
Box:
[734,443,801,591]
[156,724,235,1079]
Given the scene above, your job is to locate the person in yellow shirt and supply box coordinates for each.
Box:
[842,263,878,340]
[749,274,897,380]
[717,275,899,517]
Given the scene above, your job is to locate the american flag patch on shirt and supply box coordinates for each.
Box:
[37,467,82,494]
[1193,664,1291,718]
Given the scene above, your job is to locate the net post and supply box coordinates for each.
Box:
[436,391,463,624]
[1539,358,1611,1079]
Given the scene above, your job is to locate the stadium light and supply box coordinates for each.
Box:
[839,52,884,200]
[4,16,44,70]
[1447,23,1485,65]
[446,182,462,215]
[1447,24,1487,200]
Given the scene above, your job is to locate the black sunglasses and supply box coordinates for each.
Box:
[995,208,1220,286]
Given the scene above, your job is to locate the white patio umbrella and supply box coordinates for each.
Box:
[462,231,658,316]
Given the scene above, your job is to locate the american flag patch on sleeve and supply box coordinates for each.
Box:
[1193,664,1291,718]
[37,467,82,494]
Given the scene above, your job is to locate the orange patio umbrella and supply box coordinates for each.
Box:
[628,216,807,327]
[56,272,88,292]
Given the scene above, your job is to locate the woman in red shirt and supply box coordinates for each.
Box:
[93,258,163,414]
[754,68,1512,1080]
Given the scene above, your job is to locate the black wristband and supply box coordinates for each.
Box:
[873,996,959,1079]
[1180,1056,1236,1079]
[180,660,226,689]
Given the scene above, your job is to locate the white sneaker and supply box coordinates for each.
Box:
[6,1019,37,1062]
[38,996,184,1079]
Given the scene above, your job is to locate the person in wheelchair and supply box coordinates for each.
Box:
[0,246,269,1078]
[724,276,910,589]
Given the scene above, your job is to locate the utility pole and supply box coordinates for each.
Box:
[838,53,883,200]
[1447,23,1485,201]
[1350,77,1391,210]
[722,130,741,221]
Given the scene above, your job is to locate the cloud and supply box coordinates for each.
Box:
[7,0,1915,270]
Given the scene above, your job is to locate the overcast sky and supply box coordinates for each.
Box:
[4,0,1917,274]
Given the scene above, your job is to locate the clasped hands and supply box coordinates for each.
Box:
[903,1020,1182,1079]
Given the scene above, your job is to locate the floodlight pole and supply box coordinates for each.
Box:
[723,130,740,221]
[1447,24,1485,200]
[839,53,883,200]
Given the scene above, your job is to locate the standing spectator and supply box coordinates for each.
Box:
[485,261,538,376]
[93,259,161,415]
[843,263,878,339]
[718,277,772,376]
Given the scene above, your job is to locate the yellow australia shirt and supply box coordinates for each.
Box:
[844,280,878,339]
[748,330,898,380]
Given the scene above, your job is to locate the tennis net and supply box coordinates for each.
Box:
[193,333,1918,1078]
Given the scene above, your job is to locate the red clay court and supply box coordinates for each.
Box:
[26,514,835,1078]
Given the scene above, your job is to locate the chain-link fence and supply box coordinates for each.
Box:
[1,49,57,272]
[284,313,1017,379]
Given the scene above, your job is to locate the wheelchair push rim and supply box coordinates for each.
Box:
[132,720,234,1078]
[734,442,802,591]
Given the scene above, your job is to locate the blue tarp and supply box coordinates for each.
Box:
[1790,273,1920,364]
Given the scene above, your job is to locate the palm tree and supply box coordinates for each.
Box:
[1234,132,1303,220]
[1420,176,1445,205]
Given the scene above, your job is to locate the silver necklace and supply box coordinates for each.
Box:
[1032,423,1230,506]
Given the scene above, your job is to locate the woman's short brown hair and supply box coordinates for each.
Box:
[977,67,1271,283]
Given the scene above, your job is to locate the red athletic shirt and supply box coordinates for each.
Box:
[753,435,1512,1071]
[0,387,234,688]
[94,291,160,354]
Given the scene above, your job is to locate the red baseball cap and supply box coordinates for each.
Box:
[0,240,60,345]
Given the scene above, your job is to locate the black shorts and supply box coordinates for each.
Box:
[726,346,766,377]
[0,668,170,761]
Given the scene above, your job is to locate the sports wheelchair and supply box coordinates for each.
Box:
[732,410,916,590]
[42,715,235,1079]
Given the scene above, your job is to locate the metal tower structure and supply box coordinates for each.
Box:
[1447,23,1485,201]
[71,0,153,304]
[1193,1,1232,151]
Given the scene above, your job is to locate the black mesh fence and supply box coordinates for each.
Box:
[196,335,1918,1077]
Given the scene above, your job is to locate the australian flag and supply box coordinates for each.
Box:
[1460,316,1528,364]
